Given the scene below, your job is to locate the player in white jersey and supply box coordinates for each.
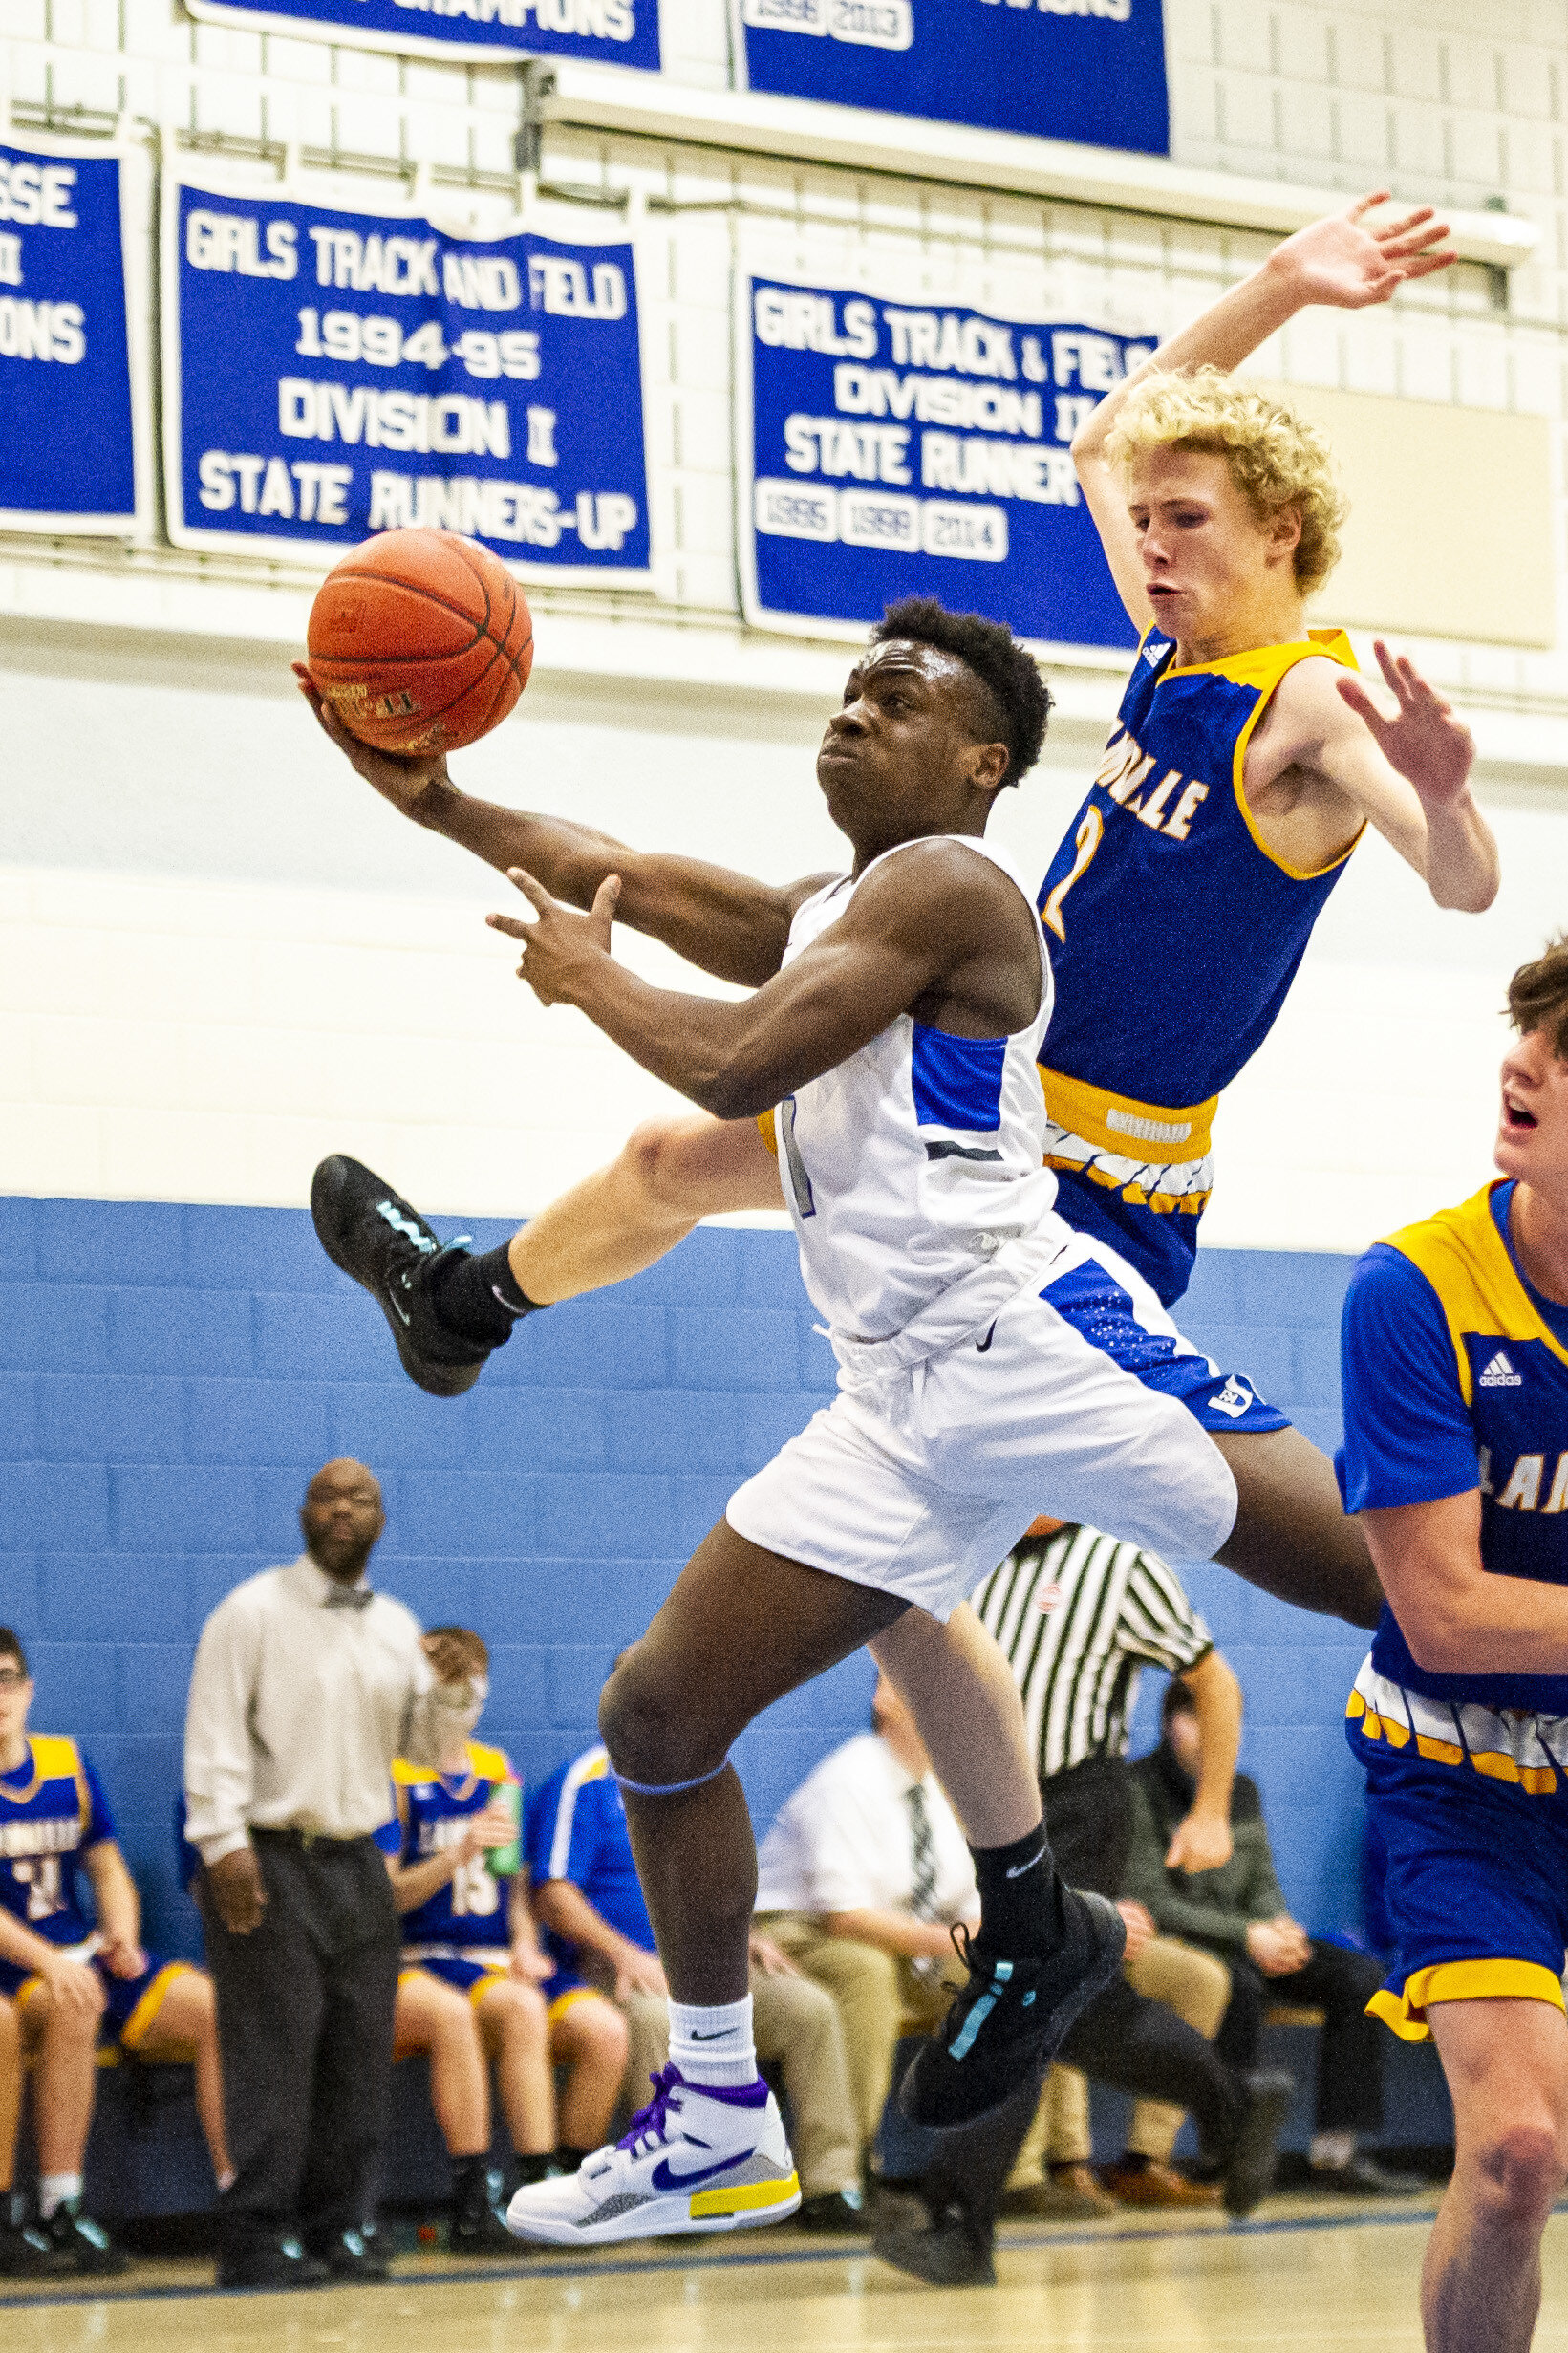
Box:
[310,603,1250,2252]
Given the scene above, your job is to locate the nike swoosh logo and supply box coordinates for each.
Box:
[384,1284,412,1328]
[976,1322,998,1353]
[1005,1847,1047,1879]
[689,2028,735,2040]
[650,2150,754,2192]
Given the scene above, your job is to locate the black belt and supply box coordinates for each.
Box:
[250,1825,373,1853]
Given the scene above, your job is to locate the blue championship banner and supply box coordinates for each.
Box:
[164,177,651,582]
[185,0,658,70]
[739,272,1149,650]
[0,135,149,536]
[734,0,1170,156]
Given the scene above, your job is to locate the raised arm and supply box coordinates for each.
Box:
[487,835,1038,1123]
[1262,645,1498,912]
[296,671,827,988]
[1071,194,1455,628]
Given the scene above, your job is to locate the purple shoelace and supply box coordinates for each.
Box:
[617,2062,685,2156]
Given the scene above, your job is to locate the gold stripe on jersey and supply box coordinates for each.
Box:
[1383,1182,1568,1409]
[1038,1068,1218,1165]
[1162,631,1364,884]
[392,1740,512,1790]
[0,1734,84,1808]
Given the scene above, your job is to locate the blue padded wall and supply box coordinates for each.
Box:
[0,1195,1371,1964]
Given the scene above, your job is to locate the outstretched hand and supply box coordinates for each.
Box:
[1337,641,1476,810]
[488,867,621,1006]
[291,661,452,819]
[1268,190,1456,311]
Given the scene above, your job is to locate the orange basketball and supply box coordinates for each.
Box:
[307,529,534,756]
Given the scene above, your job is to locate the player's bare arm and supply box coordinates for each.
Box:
[296,668,830,989]
[1363,1490,1568,1676]
[488,836,1042,1123]
[1069,193,1456,629]
[1241,642,1499,909]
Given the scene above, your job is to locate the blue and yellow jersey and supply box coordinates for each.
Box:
[375,1740,517,1950]
[0,1735,116,1947]
[524,1743,654,1981]
[1037,629,1362,1306]
[1340,1179,1568,1717]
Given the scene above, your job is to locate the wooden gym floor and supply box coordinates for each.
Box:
[10,2191,1568,2353]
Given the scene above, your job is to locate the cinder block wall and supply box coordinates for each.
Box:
[0,1192,1369,1962]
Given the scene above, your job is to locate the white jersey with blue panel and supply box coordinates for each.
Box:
[772,834,1060,1368]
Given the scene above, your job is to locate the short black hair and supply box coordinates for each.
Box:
[1162,1673,1198,1727]
[871,597,1053,788]
[0,1629,28,1677]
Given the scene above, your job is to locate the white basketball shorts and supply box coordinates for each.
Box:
[725,1233,1245,1621]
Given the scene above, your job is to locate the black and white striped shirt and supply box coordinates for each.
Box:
[972,1524,1212,1782]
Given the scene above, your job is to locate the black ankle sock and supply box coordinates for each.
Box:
[450,2152,492,2205]
[554,2146,591,2173]
[969,1820,1064,1957]
[512,2151,554,2188]
[431,1242,544,1348]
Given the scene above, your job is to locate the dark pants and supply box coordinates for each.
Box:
[1214,1940,1385,2136]
[1040,1757,1132,1901]
[198,1829,401,2255]
[1041,1757,1243,2152]
[1062,1975,1243,2159]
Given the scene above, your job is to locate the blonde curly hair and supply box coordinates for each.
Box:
[1104,367,1347,597]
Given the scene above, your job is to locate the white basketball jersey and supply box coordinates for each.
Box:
[774,833,1061,1368]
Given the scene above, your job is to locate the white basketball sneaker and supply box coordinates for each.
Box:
[505,2063,800,2246]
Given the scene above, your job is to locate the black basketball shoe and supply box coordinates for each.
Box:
[897,1889,1128,2132]
[311,1155,492,1398]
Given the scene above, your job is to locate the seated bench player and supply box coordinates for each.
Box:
[0,1627,230,2273]
[377,1628,628,2249]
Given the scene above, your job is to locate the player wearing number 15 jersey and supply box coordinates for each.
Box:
[375,1625,629,2249]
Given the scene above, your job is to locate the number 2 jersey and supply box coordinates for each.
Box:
[0,1734,116,1949]
[1036,629,1362,1307]
[376,1740,517,1960]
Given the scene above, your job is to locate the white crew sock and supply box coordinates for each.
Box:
[39,2171,82,2219]
[667,1994,758,2089]
[1310,2131,1356,2171]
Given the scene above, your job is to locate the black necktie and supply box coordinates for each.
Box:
[907,1783,939,1922]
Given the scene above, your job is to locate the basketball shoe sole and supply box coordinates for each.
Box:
[311,1154,491,1399]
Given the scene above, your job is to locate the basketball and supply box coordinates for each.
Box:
[306,529,534,757]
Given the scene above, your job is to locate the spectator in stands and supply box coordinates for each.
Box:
[1128,1677,1421,2195]
[0,1627,229,2276]
[378,1626,628,2249]
[973,1518,1245,2211]
[527,1733,865,2234]
[754,1673,980,2162]
[184,1458,485,2288]
[757,1670,1289,2223]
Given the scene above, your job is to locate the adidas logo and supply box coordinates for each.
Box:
[1142,638,1170,668]
[1479,1350,1523,1388]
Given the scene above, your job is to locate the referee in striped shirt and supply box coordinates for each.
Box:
[973,1517,1241,1889]
[973,1516,1253,2209]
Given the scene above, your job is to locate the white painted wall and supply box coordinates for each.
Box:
[1,0,1565,1253]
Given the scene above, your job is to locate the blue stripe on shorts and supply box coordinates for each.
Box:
[1042,1259,1288,1436]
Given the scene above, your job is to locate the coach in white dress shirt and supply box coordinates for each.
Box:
[184,1457,480,2290]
